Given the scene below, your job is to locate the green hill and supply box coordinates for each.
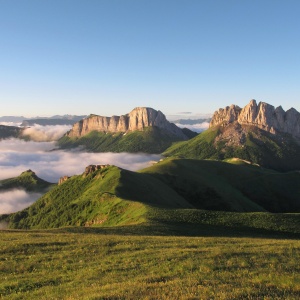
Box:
[163,124,300,171]
[0,170,54,193]
[2,160,300,235]
[2,165,192,229]
[142,158,300,213]
[58,127,192,153]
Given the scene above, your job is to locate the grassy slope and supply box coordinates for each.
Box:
[0,170,54,193]
[2,160,300,236]
[142,158,300,213]
[164,125,300,171]
[164,126,220,158]
[58,126,188,153]
[4,166,191,229]
[1,231,300,299]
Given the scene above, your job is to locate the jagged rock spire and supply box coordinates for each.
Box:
[210,99,300,139]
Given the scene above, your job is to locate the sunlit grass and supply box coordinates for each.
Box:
[0,230,299,299]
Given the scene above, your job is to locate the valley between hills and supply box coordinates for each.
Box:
[0,99,300,299]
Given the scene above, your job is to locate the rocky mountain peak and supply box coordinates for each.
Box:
[210,99,300,139]
[66,107,187,139]
[210,104,241,128]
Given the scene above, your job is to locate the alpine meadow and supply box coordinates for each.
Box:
[1,1,300,299]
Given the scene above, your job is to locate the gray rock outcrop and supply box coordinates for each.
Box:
[210,99,300,139]
[210,104,242,128]
[66,107,187,139]
[58,176,70,185]
[83,164,110,176]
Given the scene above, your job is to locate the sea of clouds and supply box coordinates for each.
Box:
[0,139,161,182]
[0,189,43,214]
[174,121,210,133]
[0,121,22,127]
[22,124,73,141]
[0,127,161,214]
[0,121,73,142]
[0,117,210,215]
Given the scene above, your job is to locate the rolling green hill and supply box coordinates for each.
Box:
[163,124,300,171]
[142,158,300,213]
[2,160,300,234]
[58,127,192,153]
[2,165,192,229]
[0,170,54,193]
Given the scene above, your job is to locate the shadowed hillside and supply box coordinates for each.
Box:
[142,158,300,213]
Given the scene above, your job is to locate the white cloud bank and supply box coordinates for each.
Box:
[0,122,22,127]
[175,122,210,133]
[0,189,43,214]
[0,138,161,214]
[0,127,161,214]
[21,124,72,141]
[0,139,161,183]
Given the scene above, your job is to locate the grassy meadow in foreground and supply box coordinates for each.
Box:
[0,230,300,299]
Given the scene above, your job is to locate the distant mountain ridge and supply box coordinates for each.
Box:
[21,119,78,126]
[210,99,300,139]
[66,107,187,139]
[0,125,23,139]
[173,118,211,125]
[0,116,25,122]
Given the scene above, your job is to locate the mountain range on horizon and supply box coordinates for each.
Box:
[0,115,87,123]
[1,99,300,232]
[57,99,300,171]
[1,99,300,171]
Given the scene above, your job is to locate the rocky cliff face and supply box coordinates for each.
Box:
[210,100,300,139]
[66,107,187,139]
[209,104,242,128]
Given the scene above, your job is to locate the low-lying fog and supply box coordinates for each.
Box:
[174,122,210,132]
[0,124,161,214]
[0,189,43,214]
[0,139,161,183]
[22,124,73,141]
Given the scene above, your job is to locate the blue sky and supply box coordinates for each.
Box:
[0,0,299,117]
